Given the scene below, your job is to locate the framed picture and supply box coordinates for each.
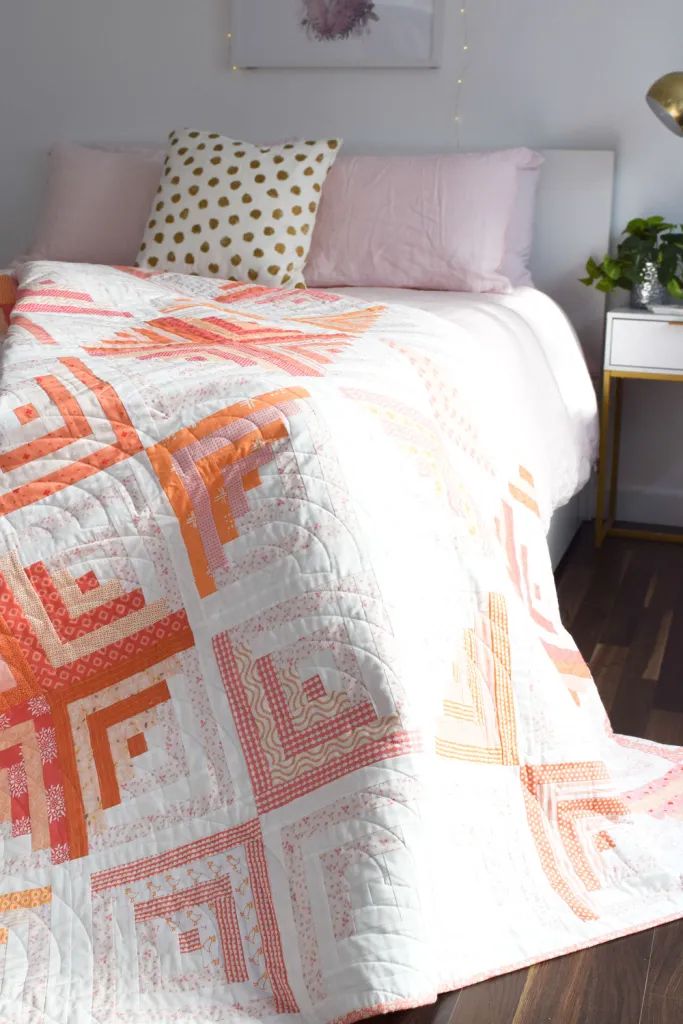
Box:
[231,0,443,69]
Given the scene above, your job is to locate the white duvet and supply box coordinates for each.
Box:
[336,286,599,520]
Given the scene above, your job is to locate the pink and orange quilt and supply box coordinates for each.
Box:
[0,261,681,1024]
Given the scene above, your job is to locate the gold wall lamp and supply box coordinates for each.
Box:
[647,72,683,136]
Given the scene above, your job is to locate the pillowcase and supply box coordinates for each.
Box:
[500,160,543,287]
[27,143,165,265]
[304,148,544,293]
[136,130,341,287]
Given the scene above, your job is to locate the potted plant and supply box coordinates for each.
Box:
[581,215,683,308]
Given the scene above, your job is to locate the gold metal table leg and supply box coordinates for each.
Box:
[595,371,613,547]
[608,376,623,524]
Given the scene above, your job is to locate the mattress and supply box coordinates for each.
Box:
[333,286,598,523]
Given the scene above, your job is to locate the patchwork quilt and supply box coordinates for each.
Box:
[0,261,681,1024]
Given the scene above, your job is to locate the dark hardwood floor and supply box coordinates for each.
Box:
[387,525,683,1024]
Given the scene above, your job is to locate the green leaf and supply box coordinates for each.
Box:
[603,257,622,281]
[659,249,677,282]
[620,266,640,285]
[618,236,643,253]
[668,278,683,300]
[596,279,615,293]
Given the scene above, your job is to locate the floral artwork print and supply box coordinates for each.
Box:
[301,0,379,41]
[231,0,439,68]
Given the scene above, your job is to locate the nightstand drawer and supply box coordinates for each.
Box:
[609,317,683,372]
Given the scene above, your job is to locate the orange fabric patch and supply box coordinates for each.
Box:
[0,273,17,331]
[0,886,51,913]
[509,482,540,517]
[13,403,39,425]
[127,732,148,759]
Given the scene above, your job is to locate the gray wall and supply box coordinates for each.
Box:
[1,0,682,523]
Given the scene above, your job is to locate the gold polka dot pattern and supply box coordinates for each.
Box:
[136,130,341,288]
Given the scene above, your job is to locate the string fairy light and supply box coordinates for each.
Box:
[453,1,471,149]
[225,7,239,72]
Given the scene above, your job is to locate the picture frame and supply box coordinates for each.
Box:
[231,0,444,70]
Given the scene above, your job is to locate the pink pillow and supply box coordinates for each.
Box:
[500,161,543,287]
[27,143,165,266]
[305,149,544,292]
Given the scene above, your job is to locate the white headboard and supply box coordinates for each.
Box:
[531,149,615,375]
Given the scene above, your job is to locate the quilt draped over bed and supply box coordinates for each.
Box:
[0,262,681,1024]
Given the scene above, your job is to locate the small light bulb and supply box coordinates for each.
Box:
[232,65,239,71]
[457,79,463,85]
[227,32,232,39]
[463,44,469,51]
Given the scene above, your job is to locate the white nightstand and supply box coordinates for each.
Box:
[595,307,683,546]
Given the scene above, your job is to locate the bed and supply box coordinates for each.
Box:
[2,146,681,1024]
[0,246,682,1024]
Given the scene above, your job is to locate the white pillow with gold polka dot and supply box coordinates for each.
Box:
[137,130,341,288]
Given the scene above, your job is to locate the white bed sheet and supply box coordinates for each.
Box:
[331,286,598,525]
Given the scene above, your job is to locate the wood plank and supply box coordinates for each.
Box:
[609,672,656,738]
[566,541,629,662]
[555,563,592,630]
[384,994,460,1024]
[509,931,653,1024]
[641,922,683,1024]
[645,709,683,746]
[449,969,528,1024]
[431,992,462,1024]
[644,919,683,1005]
[606,550,681,736]
[643,574,657,608]
[589,642,628,713]
[640,992,683,1024]
[598,552,651,647]
[654,600,683,712]
[643,609,674,681]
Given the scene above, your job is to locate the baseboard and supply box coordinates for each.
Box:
[615,486,683,528]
